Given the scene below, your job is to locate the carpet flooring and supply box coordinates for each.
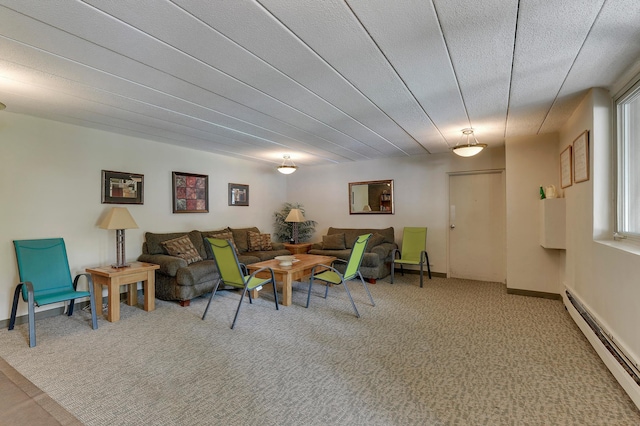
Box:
[1,275,639,425]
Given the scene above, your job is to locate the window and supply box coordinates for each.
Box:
[616,78,640,239]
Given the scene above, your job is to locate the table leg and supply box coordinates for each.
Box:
[107,282,120,322]
[281,274,293,307]
[93,280,102,318]
[143,271,155,312]
[127,283,137,306]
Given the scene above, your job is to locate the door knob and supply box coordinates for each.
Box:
[450,224,455,229]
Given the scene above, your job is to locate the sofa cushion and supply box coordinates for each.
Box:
[202,230,238,256]
[244,249,293,261]
[161,235,203,265]
[145,231,190,255]
[248,231,273,251]
[229,227,260,253]
[322,233,346,250]
[365,233,386,252]
[327,227,395,249]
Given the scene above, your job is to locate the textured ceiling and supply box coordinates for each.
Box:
[1,0,639,168]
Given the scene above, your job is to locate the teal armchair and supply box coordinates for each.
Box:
[9,238,98,347]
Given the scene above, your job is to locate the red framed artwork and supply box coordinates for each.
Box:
[172,171,208,213]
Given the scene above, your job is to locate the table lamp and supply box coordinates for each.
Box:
[285,208,305,244]
[99,207,139,268]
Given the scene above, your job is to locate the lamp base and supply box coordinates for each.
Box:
[110,263,131,269]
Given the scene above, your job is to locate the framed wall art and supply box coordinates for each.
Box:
[172,171,208,213]
[101,170,144,204]
[560,146,572,189]
[573,130,590,183]
[228,183,249,206]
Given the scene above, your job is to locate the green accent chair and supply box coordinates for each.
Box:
[306,234,375,317]
[202,238,278,329]
[391,227,431,287]
[9,238,98,348]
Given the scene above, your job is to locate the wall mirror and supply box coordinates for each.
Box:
[349,180,394,214]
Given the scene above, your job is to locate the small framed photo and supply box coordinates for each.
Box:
[172,171,208,213]
[560,146,572,189]
[573,130,590,183]
[102,170,144,204]
[228,183,249,206]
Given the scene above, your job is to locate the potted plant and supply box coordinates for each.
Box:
[273,202,317,243]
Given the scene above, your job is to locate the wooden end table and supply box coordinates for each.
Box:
[86,261,159,322]
[283,243,312,254]
[245,254,335,306]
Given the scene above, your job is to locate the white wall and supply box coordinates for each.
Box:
[0,112,287,321]
[561,88,640,367]
[286,149,506,275]
[505,133,563,294]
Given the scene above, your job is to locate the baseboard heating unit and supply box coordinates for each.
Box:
[565,289,640,408]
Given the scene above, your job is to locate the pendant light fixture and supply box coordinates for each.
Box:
[277,155,298,174]
[452,128,487,157]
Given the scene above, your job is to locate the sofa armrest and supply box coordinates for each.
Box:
[137,254,187,276]
[371,242,396,261]
[311,242,323,250]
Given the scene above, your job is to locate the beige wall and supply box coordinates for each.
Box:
[505,133,563,294]
[0,112,288,320]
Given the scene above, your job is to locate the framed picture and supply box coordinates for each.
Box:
[573,130,590,183]
[172,171,208,213]
[101,170,144,204]
[228,183,249,206]
[560,146,572,189]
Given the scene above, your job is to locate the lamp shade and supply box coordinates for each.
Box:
[285,208,305,222]
[452,128,487,157]
[99,207,139,230]
[277,155,298,174]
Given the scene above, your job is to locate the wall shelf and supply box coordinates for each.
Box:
[540,198,566,249]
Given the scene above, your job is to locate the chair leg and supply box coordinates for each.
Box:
[306,277,314,308]
[359,272,375,307]
[8,284,22,331]
[27,288,36,348]
[202,279,221,320]
[425,251,432,279]
[271,277,279,310]
[231,287,248,329]
[341,280,360,318]
[88,281,98,330]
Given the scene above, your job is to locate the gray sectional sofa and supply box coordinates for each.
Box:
[137,227,290,306]
[308,227,397,282]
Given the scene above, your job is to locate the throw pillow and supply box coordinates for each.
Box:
[260,233,273,251]
[248,231,274,251]
[248,231,263,251]
[365,233,386,252]
[161,235,203,265]
[322,233,346,250]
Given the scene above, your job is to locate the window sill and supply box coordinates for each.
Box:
[595,238,640,256]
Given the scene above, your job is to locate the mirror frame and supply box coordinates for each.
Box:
[349,179,394,215]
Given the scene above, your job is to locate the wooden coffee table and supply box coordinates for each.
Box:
[245,254,336,306]
[86,262,159,322]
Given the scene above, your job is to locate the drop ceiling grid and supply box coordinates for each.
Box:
[259,0,439,154]
[433,0,516,143]
[541,0,640,133]
[178,0,424,152]
[506,0,605,137]
[347,0,465,151]
[0,1,389,161]
[84,0,405,157]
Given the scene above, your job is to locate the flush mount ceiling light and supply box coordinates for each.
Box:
[452,128,487,157]
[277,155,298,174]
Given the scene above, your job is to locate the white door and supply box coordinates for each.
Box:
[449,171,506,282]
